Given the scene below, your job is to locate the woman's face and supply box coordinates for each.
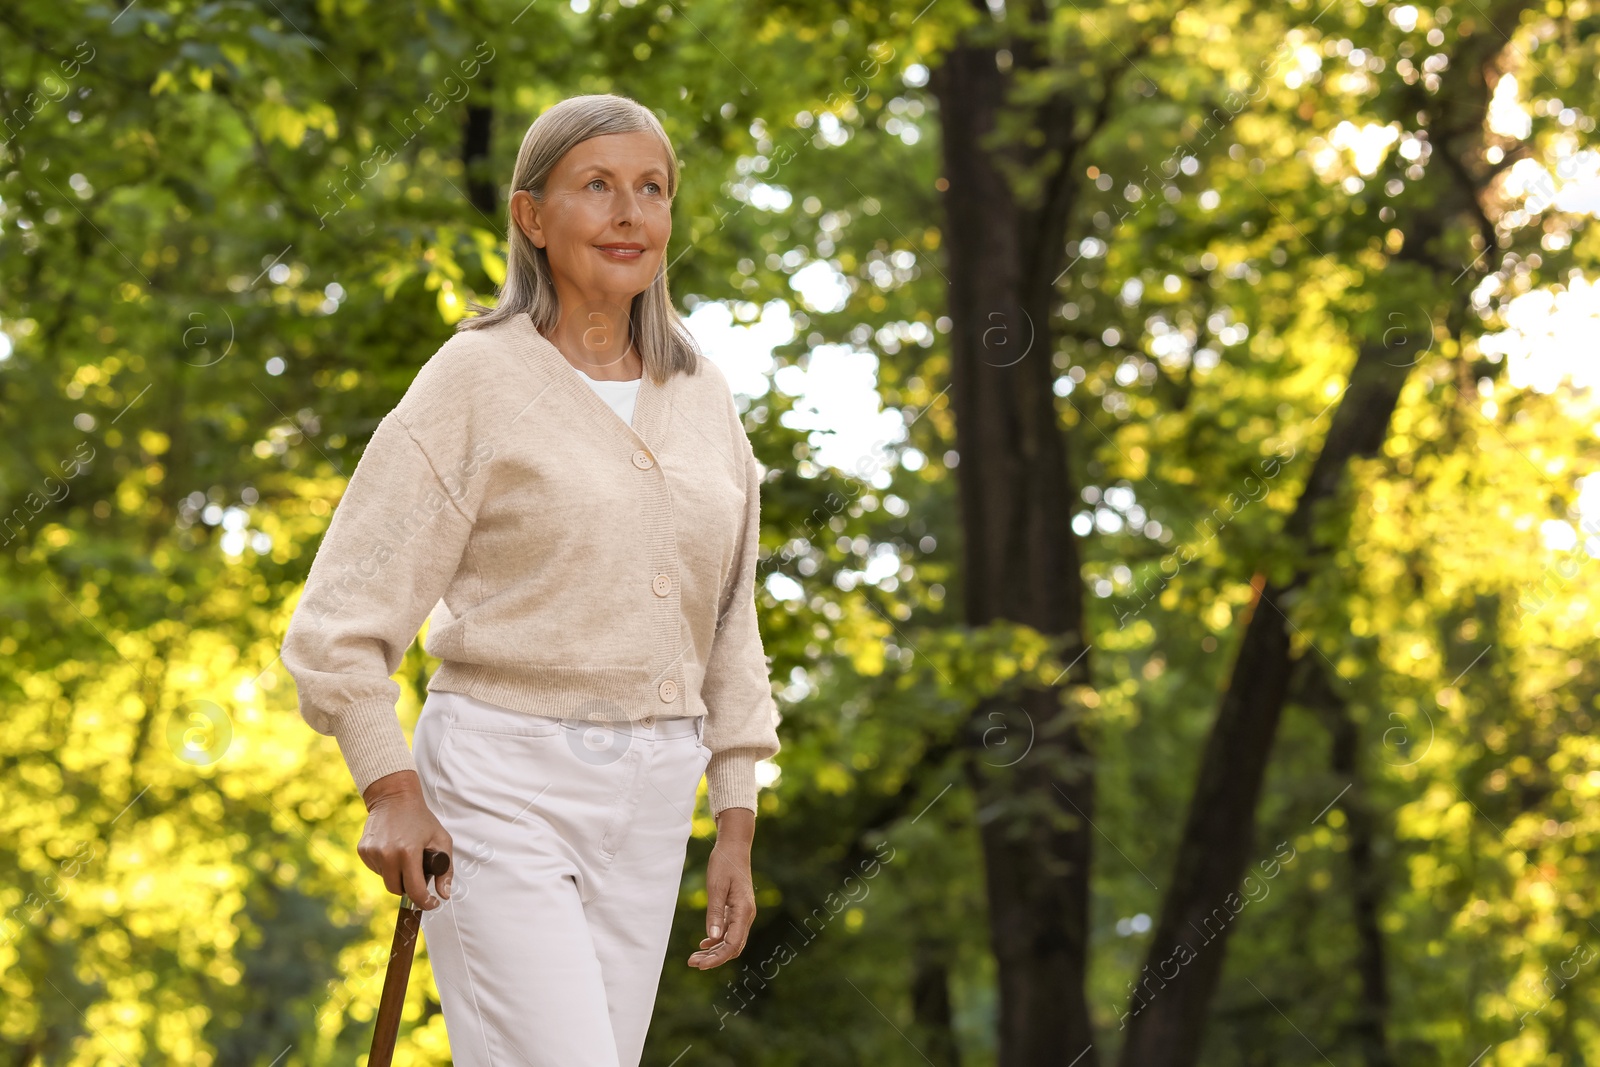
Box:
[513,131,673,316]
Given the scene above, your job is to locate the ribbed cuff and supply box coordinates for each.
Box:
[331,698,418,797]
[706,749,760,816]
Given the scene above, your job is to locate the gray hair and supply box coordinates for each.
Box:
[456,93,700,383]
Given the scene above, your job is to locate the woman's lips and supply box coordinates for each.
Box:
[596,246,645,260]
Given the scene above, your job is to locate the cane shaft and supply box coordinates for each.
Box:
[368,902,422,1067]
[366,848,448,1065]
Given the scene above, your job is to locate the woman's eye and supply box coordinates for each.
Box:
[589,179,606,191]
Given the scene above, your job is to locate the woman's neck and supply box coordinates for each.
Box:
[540,319,643,382]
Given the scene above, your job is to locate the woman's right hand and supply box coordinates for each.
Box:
[358,770,454,909]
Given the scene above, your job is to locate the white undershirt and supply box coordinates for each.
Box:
[567,362,642,426]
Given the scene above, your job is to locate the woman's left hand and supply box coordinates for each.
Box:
[688,806,756,969]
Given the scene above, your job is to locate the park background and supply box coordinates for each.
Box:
[4,0,1600,1063]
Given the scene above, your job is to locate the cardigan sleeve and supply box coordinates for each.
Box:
[280,410,484,796]
[699,422,782,815]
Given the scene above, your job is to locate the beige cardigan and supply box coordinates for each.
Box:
[280,312,781,814]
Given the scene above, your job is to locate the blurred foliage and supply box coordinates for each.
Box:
[1,0,1597,1064]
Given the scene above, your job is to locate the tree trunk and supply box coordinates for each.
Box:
[1296,659,1392,1067]
[462,99,496,218]
[932,26,1099,1067]
[911,936,964,1067]
[1112,337,1440,1065]
[1116,5,1533,1062]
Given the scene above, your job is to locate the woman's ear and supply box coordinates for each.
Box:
[510,189,542,247]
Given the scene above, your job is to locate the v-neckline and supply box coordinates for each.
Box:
[505,312,664,448]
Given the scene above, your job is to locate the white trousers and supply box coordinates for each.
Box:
[414,689,710,1067]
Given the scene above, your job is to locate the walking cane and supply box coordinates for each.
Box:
[368,847,451,1067]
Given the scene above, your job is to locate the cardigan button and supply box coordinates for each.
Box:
[631,449,654,470]
[658,679,678,703]
[652,573,671,597]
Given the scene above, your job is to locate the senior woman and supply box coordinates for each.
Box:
[280,93,780,1066]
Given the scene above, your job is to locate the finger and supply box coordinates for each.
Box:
[688,929,731,966]
[432,835,455,900]
[379,849,405,898]
[722,899,754,956]
[688,938,740,969]
[705,879,730,941]
[401,848,432,909]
